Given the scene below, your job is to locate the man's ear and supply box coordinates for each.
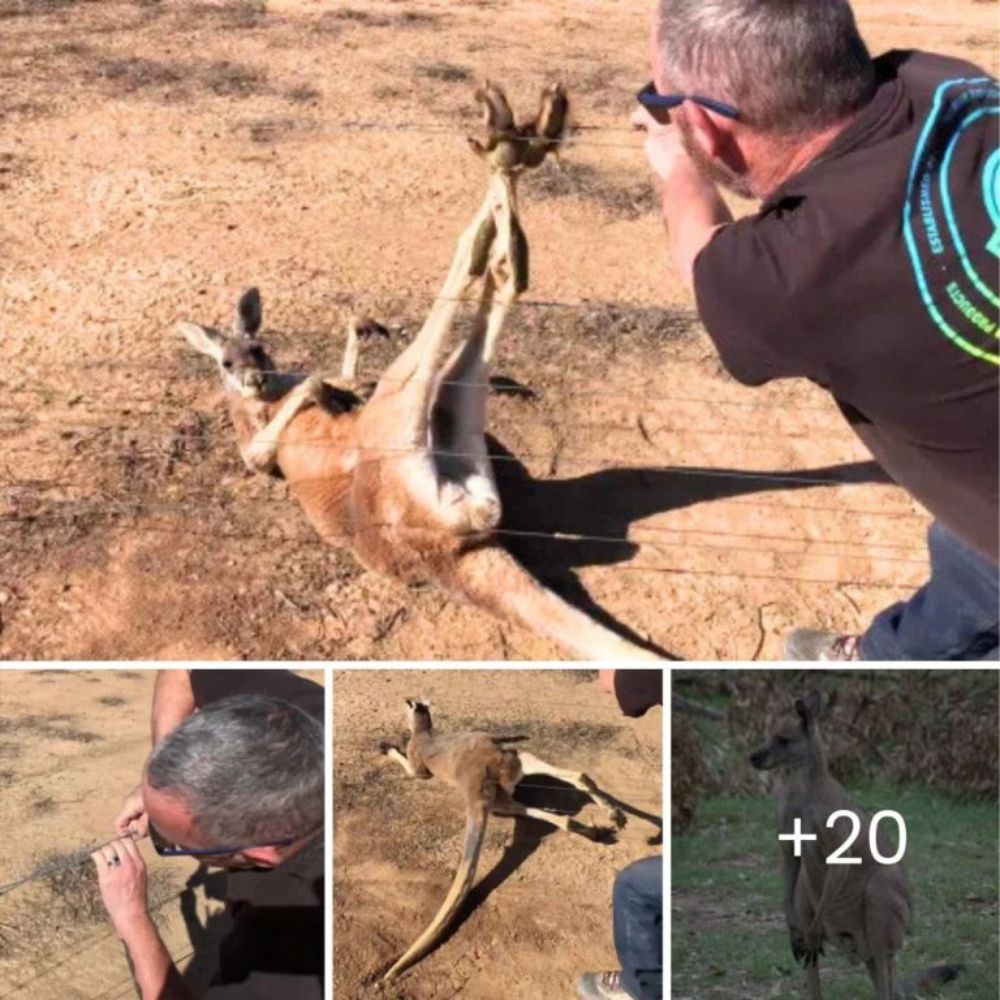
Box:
[178,321,226,361]
[680,100,726,159]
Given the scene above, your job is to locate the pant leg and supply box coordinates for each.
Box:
[612,856,663,1000]
[861,522,999,660]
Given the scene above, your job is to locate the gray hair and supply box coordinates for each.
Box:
[656,0,875,134]
[146,695,323,844]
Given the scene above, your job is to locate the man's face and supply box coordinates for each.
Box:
[674,112,756,199]
[142,779,279,870]
[651,27,755,199]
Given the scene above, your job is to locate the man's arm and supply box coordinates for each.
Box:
[634,109,732,289]
[599,669,663,718]
[92,837,194,1000]
[115,671,196,836]
[151,670,196,744]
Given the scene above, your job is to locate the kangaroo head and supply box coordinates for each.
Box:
[404,698,433,734]
[749,690,824,771]
[178,287,276,399]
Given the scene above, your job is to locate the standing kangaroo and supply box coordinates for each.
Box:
[178,82,660,662]
[377,698,626,981]
[750,690,963,999]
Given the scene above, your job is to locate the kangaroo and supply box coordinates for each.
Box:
[749,690,963,999]
[178,81,660,662]
[377,698,626,981]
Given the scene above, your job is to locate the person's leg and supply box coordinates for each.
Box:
[612,856,663,1000]
[860,522,999,660]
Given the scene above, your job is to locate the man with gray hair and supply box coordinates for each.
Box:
[93,678,324,998]
[636,0,998,660]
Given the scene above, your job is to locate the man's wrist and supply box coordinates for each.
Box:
[112,907,157,945]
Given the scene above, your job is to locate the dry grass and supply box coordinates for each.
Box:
[415,61,472,83]
[40,851,107,923]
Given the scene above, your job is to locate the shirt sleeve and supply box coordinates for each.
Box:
[613,669,663,718]
[692,214,811,386]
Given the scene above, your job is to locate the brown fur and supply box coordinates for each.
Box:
[180,83,661,661]
[377,699,625,980]
[751,691,962,999]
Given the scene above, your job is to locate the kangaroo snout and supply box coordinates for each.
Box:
[749,748,768,769]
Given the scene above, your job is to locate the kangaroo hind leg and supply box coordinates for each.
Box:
[516,751,626,829]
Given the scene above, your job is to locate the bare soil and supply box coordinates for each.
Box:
[333,668,663,999]
[1,0,996,660]
[0,668,324,999]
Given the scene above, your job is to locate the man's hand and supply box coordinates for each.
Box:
[115,783,149,838]
[631,106,695,185]
[598,669,616,695]
[92,836,150,940]
[630,104,732,289]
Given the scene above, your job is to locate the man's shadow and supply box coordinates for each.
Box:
[486,430,890,657]
[178,868,230,989]
[421,776,663,959]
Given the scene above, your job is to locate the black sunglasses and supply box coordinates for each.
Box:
[636,81,739,120]
[149,822,299,858]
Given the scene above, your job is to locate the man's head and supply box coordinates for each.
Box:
[652,0,875,197]
[142,695,323,869]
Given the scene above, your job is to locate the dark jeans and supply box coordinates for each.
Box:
[861,522,999,660]
[613,856,663,1000]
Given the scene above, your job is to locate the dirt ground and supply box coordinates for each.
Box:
[1,0,996,660]
[333,668,662,999]
[0,667,324,1000]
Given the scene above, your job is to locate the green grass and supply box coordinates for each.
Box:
[673,786,999,998]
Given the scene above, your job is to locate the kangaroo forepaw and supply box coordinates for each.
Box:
[467,495,501,532]
[791,930,824,968]
[377,741,398,756]
[354,318,391,341]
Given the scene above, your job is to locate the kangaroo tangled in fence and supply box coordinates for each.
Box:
[178,81,660,661]
[376,698,626,981]
[750,690,963,999]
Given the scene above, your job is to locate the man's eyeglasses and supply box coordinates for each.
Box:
[636,81,739,121]
[149,822,299,858]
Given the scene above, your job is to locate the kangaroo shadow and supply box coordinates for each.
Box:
[426,775,662,956]
[487,434,890,656]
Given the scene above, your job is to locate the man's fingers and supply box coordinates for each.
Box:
[100,844,122,869]
[117,836,144,866]
[630,106,651,131]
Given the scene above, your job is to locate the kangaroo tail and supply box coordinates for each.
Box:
[901,962,964,997]
[450,545,664,661]
[382,794,492,981]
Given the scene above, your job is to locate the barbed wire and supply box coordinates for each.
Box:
[0,517,925,590]
[0,492,928,558]
[0,435,891,487]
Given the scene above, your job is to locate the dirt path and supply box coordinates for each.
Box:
[333,668,662,999]
[1,1,996,659]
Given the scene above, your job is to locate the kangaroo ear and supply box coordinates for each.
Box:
[234,287,262,339]
[795,690,823,727]
[405,698,415,710]
[178,321,226,361]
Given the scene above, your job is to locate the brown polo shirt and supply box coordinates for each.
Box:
[187,670,325,998]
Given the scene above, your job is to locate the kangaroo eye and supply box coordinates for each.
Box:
[222,359,233,370]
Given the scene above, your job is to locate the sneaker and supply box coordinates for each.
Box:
[784,629,861,661]
[577,970,632,1000]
